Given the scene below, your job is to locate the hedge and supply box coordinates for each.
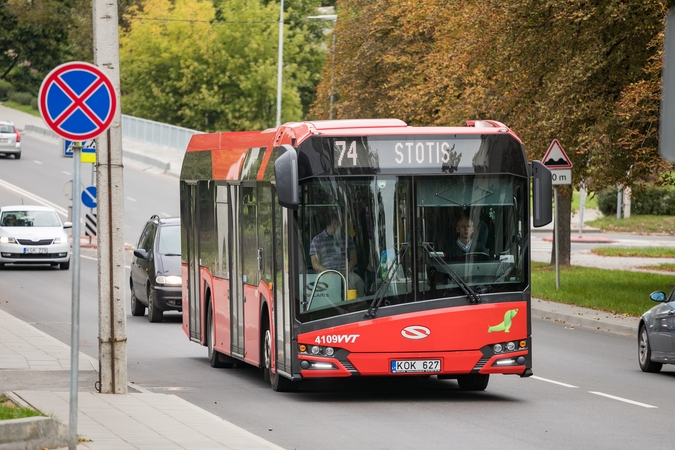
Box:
[597,186,675,216]
[0,80,11,101]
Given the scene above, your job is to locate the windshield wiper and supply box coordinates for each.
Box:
[364,243,410,319]
[421,242,481,304]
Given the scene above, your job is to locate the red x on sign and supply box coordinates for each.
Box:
[38,61,117,141]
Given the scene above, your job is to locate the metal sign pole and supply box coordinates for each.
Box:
[554,186,560,290]
[68,141,82,450]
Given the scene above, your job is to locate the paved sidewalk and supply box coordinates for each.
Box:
[0,308,283,450]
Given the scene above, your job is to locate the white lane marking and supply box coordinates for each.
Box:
[81,254,130,270]
[126,197,137,202]
[0,178,68,217]
[33,160,43,165]
[589,391,657,409]
[160,212,170,217]
[531,376,578,388]
[62,171,70,176]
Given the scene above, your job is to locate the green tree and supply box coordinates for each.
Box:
[313,0,675,265]
[0,0,75,93]
[120,0,325,131]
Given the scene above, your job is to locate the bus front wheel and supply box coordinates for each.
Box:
[263,325,299,392]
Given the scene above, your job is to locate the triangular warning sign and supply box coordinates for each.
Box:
[542,139,572,169]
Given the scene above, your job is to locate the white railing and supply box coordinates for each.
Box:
[121,115,203,151]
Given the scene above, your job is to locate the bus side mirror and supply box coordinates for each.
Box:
[274,144,299,210]
[531,160,552,227]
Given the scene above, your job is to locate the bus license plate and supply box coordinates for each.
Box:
[391,359,441,373]
[24,248,48,254]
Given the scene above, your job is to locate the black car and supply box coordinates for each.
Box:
[130,215,181,322]
[638,288,675,372]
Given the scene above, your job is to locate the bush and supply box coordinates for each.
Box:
[8,91,34,106]
[597,186,675,216]
[597,188,618,216]
[0,80,12,101]
[30,97,38,110]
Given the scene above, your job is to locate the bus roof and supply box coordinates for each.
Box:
[181,119,521,181]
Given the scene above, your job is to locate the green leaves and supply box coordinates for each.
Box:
[119,0,325,131]
[314,0,675,192]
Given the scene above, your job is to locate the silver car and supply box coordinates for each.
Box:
[0,206,72,269]
[638,288,675,372]
[0,121,21,159]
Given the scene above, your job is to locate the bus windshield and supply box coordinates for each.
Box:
[298,174,528,320]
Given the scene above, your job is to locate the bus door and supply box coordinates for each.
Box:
[185,181,201,342]
[272,190,293,377]
[229,184,245,358]
[241,184,261,364]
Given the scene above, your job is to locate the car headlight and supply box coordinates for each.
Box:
[0,236,16,244]
[53,236,68,244]
[156,275,181,285]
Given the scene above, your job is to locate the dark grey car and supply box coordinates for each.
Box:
[130,215,182,322]
[638,288,675,372]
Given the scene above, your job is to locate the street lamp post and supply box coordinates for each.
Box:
[276,0,285,128]
[308,14,338,120]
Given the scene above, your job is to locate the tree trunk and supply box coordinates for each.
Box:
[550,185,572,266]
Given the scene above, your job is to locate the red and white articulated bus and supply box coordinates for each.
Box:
[179,119,552,392]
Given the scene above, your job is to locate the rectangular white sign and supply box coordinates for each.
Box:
[550,169,572,185]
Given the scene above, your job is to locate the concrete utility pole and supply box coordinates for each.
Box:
[92,0,128,394]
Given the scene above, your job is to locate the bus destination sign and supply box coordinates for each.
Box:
[331,136,487,171]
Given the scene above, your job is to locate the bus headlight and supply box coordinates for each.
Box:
[493,344,503,353]
[506,342,516,352]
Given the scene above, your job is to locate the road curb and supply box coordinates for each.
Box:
[532,302,639,336]
[0,392,68,450]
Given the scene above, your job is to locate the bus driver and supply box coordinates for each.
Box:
[309,214,365,298]
[446,214,488,261]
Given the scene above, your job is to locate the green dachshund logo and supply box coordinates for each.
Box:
[488,309,518,333]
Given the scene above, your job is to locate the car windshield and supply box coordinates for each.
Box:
[297,175,529,321]
[1,210,61,227]
[158,225,181,255]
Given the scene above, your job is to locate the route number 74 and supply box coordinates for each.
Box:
[336,140,357,166]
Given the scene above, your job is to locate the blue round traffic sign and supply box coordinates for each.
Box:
[38,62,117,141]
[81,186,97,209]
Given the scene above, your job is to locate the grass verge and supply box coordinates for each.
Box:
[531,262,673,317]
[591,247,675,257]
[0,395,43,420]
[1,101,40,118]
[639,263,675,272]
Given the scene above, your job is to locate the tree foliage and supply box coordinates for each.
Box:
[312,0,675,264]
[0,0,81,93]
[119,0,326,131]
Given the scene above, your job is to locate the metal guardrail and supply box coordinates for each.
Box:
[121,115,203,152]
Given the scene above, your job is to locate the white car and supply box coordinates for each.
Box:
[0,205,72,269]
[0,120,21,159]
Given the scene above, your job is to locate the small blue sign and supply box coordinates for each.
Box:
[82,186,97,208]
[63,139,96,158]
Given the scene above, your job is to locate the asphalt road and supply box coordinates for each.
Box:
[2,133,675,449]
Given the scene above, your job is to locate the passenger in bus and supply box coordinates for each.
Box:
[309,214,365,297]
[446,214,489,261]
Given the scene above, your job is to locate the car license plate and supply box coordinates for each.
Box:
[391,359,441,373]
[0,139,8,143]
[24,248,48,254]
